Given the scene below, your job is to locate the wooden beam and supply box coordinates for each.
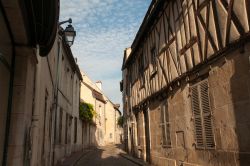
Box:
[211,0,223,49]
[197,13,218,52]
[172,1,183,74]
[159,36,176,55]
[192,0,203,64]
[245,0,250,31]
[196,0,210,14]
[180,37,198,54]
[225,0,234,45]
[220,0,245,35]
[181,0,193,69]
[204,3,210,59]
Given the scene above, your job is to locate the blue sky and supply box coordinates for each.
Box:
[60,0,151,108]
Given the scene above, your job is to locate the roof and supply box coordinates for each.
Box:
[92,90,106,103]
[81,71,120,106]
[81,71,106,103]
[24,0,59,56]
[122,0,166,69]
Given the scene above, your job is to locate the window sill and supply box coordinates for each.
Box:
[162,145,171,148]
[194,144,215,150]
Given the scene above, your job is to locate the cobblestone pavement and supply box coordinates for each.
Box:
[75,144,139,166]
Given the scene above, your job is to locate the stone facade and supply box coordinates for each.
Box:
[52,33,83,165]
[122,0,250,166]
[0,3,85,165]
[0,1,60,165]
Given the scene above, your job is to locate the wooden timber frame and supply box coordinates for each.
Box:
[122,0,250,111]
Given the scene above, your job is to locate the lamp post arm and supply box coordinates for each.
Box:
[59,18,72,25]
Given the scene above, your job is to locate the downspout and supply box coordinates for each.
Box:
[52,35,61,165]
[30,45,40,166]
[1,2,16,166]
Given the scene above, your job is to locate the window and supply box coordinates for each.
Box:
[138,54,145,87]
[151,47,157,72]
[74,117,77,143]
[191,80,215,149]
[160,103,171,147]
[110,133,112,139]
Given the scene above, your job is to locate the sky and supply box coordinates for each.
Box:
[60,0,151,109]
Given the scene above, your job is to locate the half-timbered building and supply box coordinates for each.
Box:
[121,0,250,165]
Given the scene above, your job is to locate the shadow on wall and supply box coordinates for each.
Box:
[82,122,98,149]
[230,46,250,165]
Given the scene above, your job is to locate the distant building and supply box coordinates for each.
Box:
[80,72,122,146]
[122,0,250,165]
[114,104,123,144]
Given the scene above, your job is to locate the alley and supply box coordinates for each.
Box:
[75,145,139,166]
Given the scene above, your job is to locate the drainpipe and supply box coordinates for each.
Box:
[29,45,41,166]
[52,35,62,165]
[1,2,16,166]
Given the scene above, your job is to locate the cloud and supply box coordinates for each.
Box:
[60,0,151,110]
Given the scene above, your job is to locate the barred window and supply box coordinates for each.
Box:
[160,103,171,147]
[58,109,63,144]
[191,80,215,149]
[74,117,77,143]
[65,114,68,144]
[138,54,145,87]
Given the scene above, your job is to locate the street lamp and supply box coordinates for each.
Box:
[64,24,76,47]
[59,18,76,47]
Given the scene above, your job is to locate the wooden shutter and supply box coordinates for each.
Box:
[191,85,204,148]
[200,81,214,148]
[191,80,214,149]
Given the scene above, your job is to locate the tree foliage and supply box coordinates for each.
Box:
[117,116,124,128]
[79,102,96,122]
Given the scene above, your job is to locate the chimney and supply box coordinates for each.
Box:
[96,81,102,91]
[124,48,132,61]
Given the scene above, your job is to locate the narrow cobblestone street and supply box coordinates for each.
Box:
[75,145,139,166]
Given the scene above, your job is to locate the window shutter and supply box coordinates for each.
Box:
[200,81,214,148]
[191,85,204,148]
